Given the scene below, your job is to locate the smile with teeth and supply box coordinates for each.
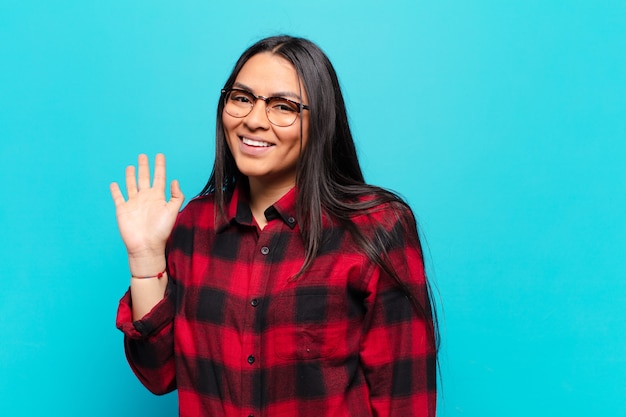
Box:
[241,137,273,147]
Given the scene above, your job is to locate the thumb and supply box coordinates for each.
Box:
[169,179,185,211]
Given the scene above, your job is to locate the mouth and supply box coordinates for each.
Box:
[241,136,274,148]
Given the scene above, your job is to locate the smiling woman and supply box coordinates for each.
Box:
[222,52,310,221]
[110,35,438,417]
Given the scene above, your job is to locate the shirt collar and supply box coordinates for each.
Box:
[218,183,298,232]
[266,186,298,229]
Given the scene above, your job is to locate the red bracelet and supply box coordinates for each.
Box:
[131,269,166,279]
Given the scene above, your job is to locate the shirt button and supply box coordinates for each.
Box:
[287,216,295,224]
[247,355,255,365]
[250,298,259,307]
[260,246,270,255]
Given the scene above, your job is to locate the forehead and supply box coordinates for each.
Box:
[235,52,306,99]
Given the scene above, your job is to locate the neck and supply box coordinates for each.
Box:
[248,177,294,229]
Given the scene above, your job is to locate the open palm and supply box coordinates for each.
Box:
[110,154,184,259]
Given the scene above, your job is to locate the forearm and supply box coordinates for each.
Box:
[361,296,437,416]
[116,278,177,394]
[128,254,168,321]
[124,325,176,395]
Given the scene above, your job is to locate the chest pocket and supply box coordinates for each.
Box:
[272,290,346,360]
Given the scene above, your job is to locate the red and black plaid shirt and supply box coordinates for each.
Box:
[117,186,436,416]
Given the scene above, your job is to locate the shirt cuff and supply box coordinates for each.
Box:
[115,287,175,339]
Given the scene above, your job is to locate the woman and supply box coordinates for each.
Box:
[111,35,438,417]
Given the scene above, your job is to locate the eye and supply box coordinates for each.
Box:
[269,98,299,113]
[230,90,253,104]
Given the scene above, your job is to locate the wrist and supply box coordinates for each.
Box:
[128,254,166,278]
[131,269,166,280]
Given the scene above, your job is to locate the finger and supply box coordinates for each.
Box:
[152,153,166,192]
[110,182,126,207]
[125,165,137,198]
[137,154,150,191]
[168,179,185,212]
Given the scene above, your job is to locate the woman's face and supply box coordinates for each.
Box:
[222,52,309,190]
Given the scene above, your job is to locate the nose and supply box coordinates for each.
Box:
[243,99,270,130]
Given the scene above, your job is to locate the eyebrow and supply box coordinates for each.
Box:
[232,82,304,101]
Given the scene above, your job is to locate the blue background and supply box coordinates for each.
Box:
[1,1,624,415]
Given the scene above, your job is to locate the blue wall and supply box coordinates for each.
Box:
[1,1,624,415]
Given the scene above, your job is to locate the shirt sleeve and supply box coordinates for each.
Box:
[359,205,437,416]
[115,278,177,395]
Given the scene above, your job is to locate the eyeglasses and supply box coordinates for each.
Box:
[221,88,310,127]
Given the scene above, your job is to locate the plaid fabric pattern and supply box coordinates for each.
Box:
[117,186,436,417]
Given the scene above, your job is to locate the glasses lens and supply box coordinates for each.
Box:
[266,98,300,127]
[222,89,302,127]
[224,90,254,118]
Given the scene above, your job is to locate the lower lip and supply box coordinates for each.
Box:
[239,138,274,156]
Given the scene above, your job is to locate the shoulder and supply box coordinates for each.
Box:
[167,194,219,253]
[349,191,415,228]
[175,194,217,229]
[345,190,421,249]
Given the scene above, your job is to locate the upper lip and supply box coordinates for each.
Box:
[239,134,275,146]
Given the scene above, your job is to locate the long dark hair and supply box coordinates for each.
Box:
[200,35,439,354]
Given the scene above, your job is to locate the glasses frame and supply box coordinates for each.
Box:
[221,88,310,127]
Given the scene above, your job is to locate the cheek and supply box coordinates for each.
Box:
[221,114,239,154]
[222,114,242,145]
[222,112,235,133]
[284,126,305,148]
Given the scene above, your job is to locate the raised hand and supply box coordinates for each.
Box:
[110,154,184,274]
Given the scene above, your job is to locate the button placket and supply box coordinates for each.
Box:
[246,229,286,411]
